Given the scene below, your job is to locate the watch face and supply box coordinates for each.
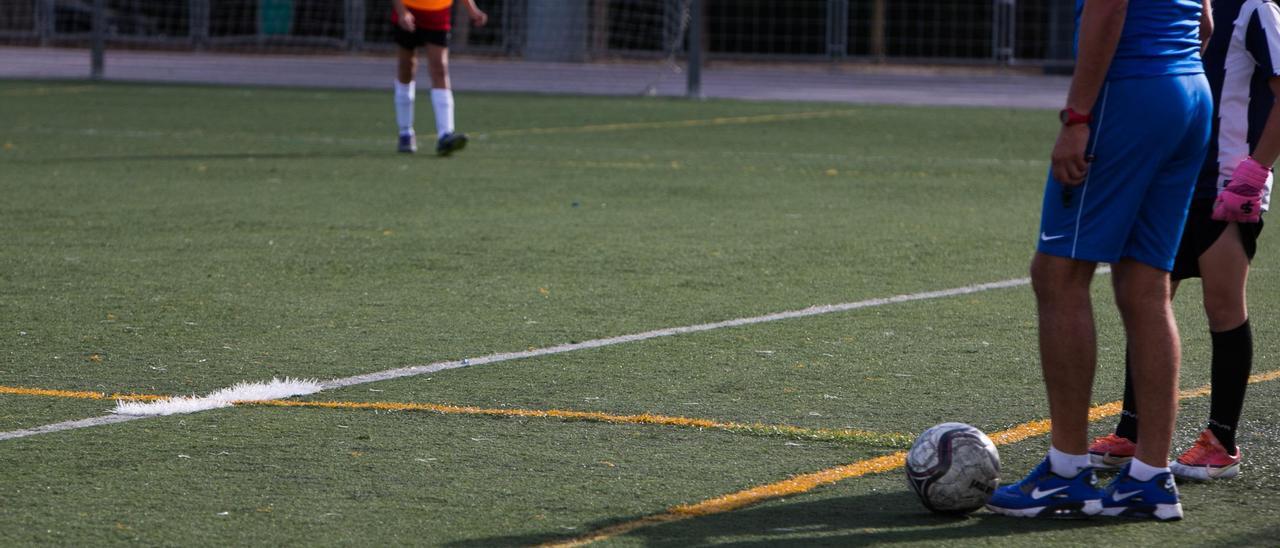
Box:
[1059,109,1069,124]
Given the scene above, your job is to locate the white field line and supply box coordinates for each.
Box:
[0,414,146,441]
[321,276,1036,389]
[0,271,1101,442]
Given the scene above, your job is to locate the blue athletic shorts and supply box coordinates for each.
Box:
[1037,74,1212,271]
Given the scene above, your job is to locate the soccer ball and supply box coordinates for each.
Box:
[905,422,1000,515]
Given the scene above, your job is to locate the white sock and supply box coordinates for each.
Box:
[1127,458,1169,482]
[394,80,415,135]
[1048,446,1091,478]
[431,88,454,138]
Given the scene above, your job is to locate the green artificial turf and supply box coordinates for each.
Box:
[1,80,1277,546]
[1,81,1051,395]
[0,395,112,432]
[0,407,878,546]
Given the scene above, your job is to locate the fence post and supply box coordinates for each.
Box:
[502,0,522,56]
[870,0,885,61]
[590,0,609,59]
[826,0,848,60]
[992,0,1015,64]
[91,0,105,80]
[454,1,472,51]
[191,0,210,49]
[37,0,55,46]
[687,0,703,99]
[1007,0,1017,65]
[1047,0,1072,65]
[345,0,366,50]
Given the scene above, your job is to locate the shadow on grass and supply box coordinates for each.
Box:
[1206,523,1280,547]
[451,489,1119,547]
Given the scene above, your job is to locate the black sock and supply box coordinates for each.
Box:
[1208,320,1253,454]
[1115,347,1139,442]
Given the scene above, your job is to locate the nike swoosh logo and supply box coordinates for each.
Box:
[1031,486,1070,499]
[1040,232,1067,242]
[1112,490,1142,501]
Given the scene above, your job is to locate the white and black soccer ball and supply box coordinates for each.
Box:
[905,422,1000,515]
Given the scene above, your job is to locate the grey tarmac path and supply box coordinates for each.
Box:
[0,46,1067,109]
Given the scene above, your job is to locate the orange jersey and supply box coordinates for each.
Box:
[403,0,451,9]
[395,0,453,31]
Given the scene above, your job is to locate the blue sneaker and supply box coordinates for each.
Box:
[397,132,417,154]
[1101,464,1183,521]
[986,458,1103,518]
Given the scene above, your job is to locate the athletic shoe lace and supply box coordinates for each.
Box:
[1092,433,1132,451]
[1181,431,1222,464]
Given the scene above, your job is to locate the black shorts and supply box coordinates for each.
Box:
[1171,197,1265,280]
[393,26,449,50]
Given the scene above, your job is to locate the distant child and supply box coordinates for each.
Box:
[391,0,487,155]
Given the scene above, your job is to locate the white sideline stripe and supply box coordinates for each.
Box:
[322,276,1034,389]
[0,273,1072,441]
[0,414,146,441]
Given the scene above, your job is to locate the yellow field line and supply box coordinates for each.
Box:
[236,399,912,448]
[543,368,1280,547]
[485,110,860,138]
[0,384,907,447]
[0,385,166,401]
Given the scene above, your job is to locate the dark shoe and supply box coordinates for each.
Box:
[398,132,418,154]
[436,132,468,157]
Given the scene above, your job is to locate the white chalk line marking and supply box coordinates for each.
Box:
[0,271,1081,442]
[0,414,145,441]
[321,276,1034,389]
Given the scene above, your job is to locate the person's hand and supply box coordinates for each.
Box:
[1213,156,1269,223]
[470,8,488,27]
[1051,124,1091,186]
[397,10,416,32]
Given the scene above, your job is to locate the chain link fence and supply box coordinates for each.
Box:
[0,0,1075,88]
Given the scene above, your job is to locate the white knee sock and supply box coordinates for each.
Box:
[431,88,454,138]
[394,80,415,135]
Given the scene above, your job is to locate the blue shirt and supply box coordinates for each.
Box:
[1076,0,1205,80]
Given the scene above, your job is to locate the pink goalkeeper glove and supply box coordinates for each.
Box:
[1213,157,1269,223]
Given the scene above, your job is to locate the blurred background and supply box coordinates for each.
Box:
[0,0,1074,101]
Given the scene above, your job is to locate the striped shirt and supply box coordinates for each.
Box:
[1198,0,1279,211]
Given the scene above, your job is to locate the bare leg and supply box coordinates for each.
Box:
[1112,258,1180,466]
[1200,223,1249,331]
[1031,252,1099,455]
[397,47,417,84]
[424,44,449,89]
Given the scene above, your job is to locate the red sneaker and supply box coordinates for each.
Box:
[1171,429,1242,480]
[1088,433,1136,470]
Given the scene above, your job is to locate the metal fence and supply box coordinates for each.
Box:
[0,0,1075,86]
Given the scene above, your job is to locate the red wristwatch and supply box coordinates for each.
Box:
[1059,107,1092,126]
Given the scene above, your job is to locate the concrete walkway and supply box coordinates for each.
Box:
[0,46,1067,109]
